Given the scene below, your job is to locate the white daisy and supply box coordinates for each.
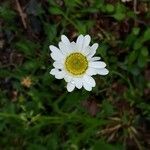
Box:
[49,35,109,92]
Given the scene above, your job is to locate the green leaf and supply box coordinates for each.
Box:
[44,23,57,42]
[80,7,99,13]
[0,5,16,20]
[115,3,125,13]
[64,0,81,7]
[138,47,149,68]
[133,39,143,50]
[113,13,125,21]
[75,20,87,33]
[49,6,63,15]
[132,27,140,35]
[27,144,47,150]
[113,3,126,21]
[138,54,148,68]
[101,100,114,117]
[106,4,114,13]
[23,59,41,72]
[46,134,59,150]
[15,40,38,56]
[97,43,108,57]
[127,50,138,64]
[141,47,149,57]
[93,140,124,150]
[128,64,140,76]
[143,28,150,42]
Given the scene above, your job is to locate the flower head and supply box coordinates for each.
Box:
[49,35,109,92]
[21,76,32,88]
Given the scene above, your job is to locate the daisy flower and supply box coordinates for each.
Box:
[49,35,109,92]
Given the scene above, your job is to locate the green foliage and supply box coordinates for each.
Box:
[113,3,126,21]
[0,3,16,21]
[0,0,150,149]
[93,140,124,150]
[15,39,39,56]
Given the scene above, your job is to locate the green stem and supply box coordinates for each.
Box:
[0,112,20,119]
[111,70,133,91]
[62,13,80,31]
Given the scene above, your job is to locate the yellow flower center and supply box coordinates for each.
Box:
[65,53,88,76]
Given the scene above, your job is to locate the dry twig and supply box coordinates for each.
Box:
[133,0,140,14]
[15,0,27,29]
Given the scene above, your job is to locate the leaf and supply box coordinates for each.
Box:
[27,144,47,150]
[75,20,87,33]
[44,23,57,42]
[132,27,140,35]
[113,3,126,21]
[0,4,16,20]
[22,59,41,72]
[125,34,136,46]
[143,28,150,42]
[15,40,38,56]
[138,49,148,68]
[93,140,124,150]
[128,64,140,76]
[141,47,149,57]
[64,0,81,7]
[115,3,125,13]
[49,6,63,15]
[127,50,138,65]
[106,4,114,13]
[97,43,108,58]
[46,134,59,150]
[62,92,89,112]
[113,13,125,21]
[80,7,99,13]
[133,39,143,50]
[137,47,149,68]
[101,100,114,117]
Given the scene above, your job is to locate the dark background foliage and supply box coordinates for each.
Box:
[0,0,150,149]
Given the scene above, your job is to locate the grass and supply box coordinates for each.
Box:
[0,0,150,149]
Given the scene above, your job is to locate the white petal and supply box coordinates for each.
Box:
[50,69,65,79]
[70,41,78,52]
[91,43,98,51]
[61,35,70,45]
[88,43,99,58]
[50,52,64,61]
[83,82,92,91]
[83,75,96,87]
[83,46,91,56]
[50,68,57,75]
[58,42,69,54]
[53,62,63,69]
[55,71,65,79]
[83,35,91,48]
[73,78,83,89]
[97,68,109,75]
[90,57,101,61]
[67,82,75,92]
[86,67,97,75]
[81,35,92,53]
[89,61,106,68]
[64,75,72,82]
[76,35,84,50]
[49,46,64,61]
[49,45,60,53]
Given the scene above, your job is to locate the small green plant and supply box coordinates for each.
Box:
[0,0,150,149]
